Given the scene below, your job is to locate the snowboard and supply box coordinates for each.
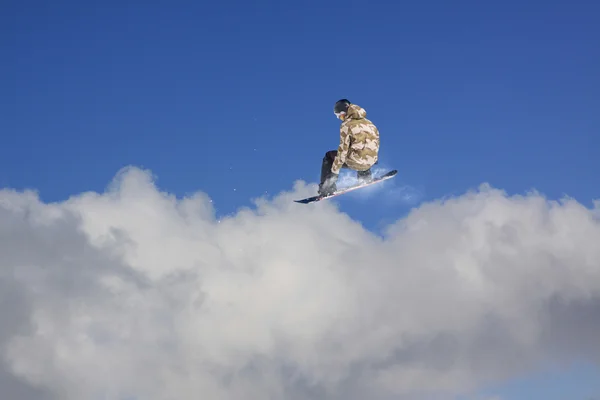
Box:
[294,169,398,204]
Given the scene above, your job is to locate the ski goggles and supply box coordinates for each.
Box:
[334,111,345,119]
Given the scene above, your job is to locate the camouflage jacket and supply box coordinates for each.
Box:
[331,104,380,174]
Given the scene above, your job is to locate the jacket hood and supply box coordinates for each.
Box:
[344,104,367,120]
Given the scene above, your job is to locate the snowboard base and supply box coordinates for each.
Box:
[294,170,398,204]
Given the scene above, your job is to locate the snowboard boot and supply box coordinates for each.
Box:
[318,180,337,197]
[357,169,372,185]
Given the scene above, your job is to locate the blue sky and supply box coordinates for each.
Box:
[3,0,599,398]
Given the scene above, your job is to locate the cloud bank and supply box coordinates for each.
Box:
[1,166,599,400]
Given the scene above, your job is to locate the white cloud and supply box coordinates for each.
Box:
[0,166,599,400]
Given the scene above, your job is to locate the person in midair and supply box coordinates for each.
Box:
[318,99,380,196]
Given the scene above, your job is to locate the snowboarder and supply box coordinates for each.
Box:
[318,99,381,196]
